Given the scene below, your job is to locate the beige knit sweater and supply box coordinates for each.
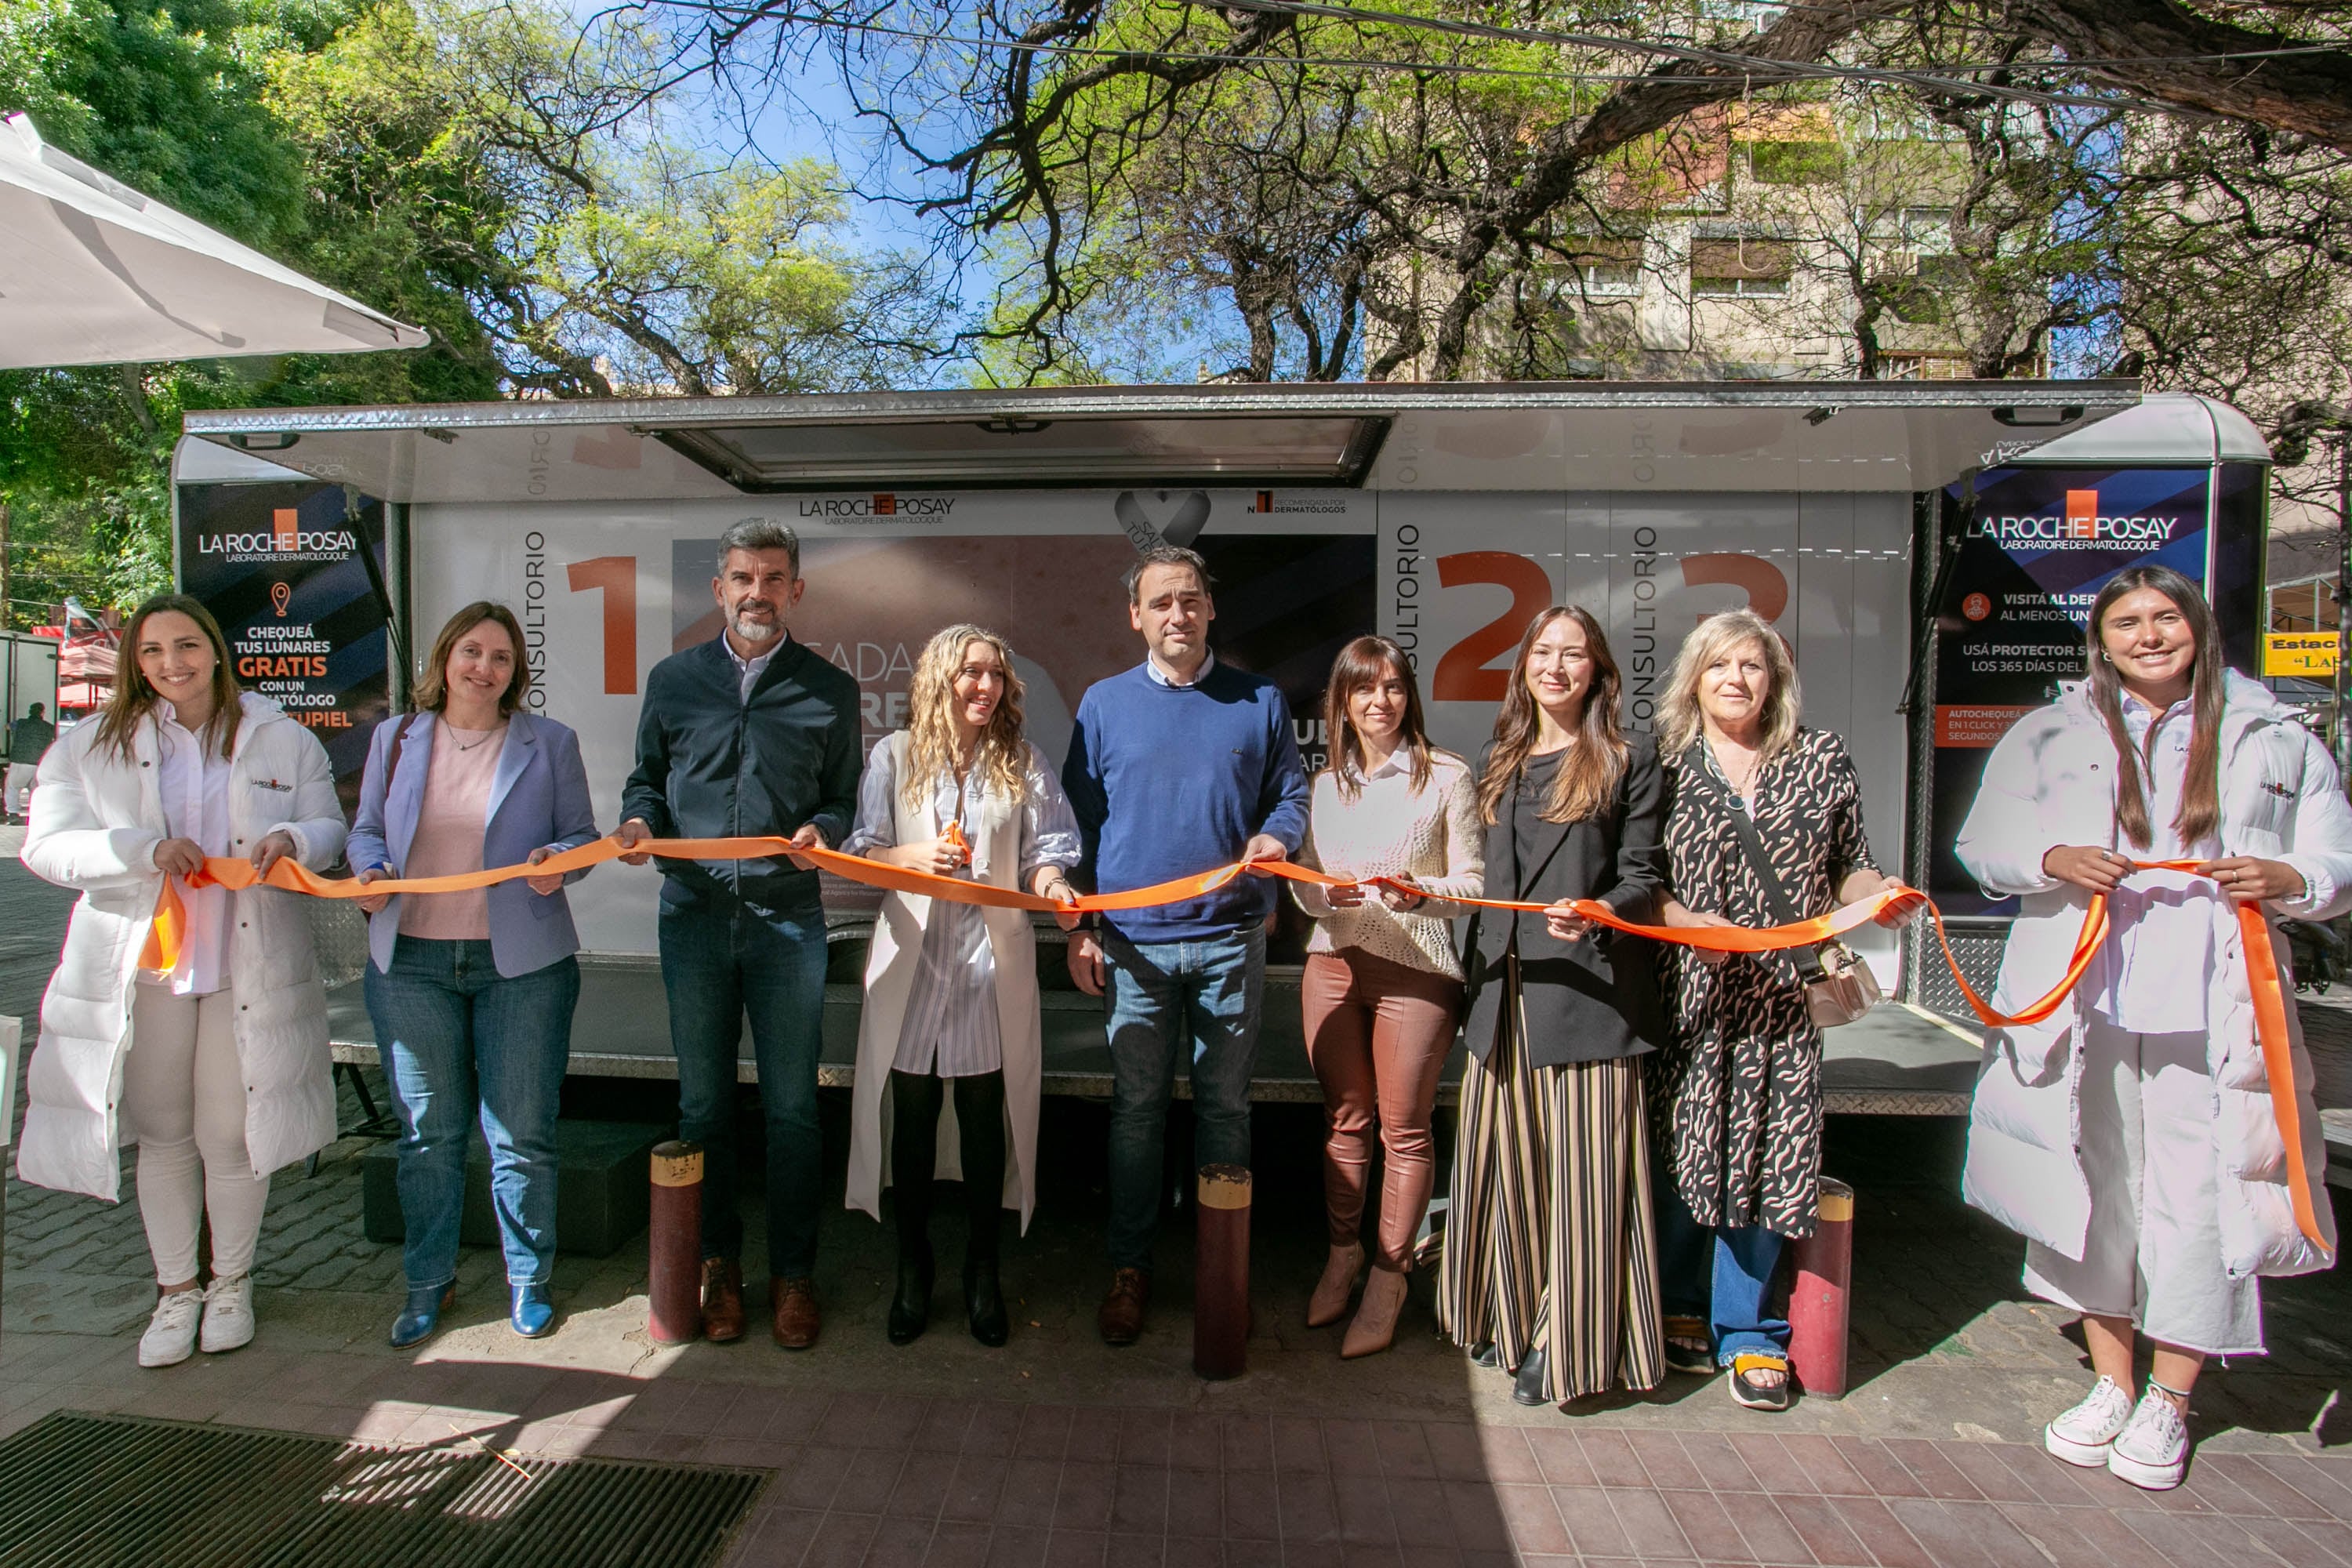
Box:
[1291,751,1485,978]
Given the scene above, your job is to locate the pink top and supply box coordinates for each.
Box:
[397,721,506,940]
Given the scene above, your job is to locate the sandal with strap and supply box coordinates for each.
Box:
[1728,1352,1792,1412]
[1663,1315,1714,1376]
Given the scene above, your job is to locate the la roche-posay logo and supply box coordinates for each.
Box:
[1971,488,2180,548]
[194,508,359,563]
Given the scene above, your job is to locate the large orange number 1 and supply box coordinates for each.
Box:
[564,556,637,695]
[1431,552,1554,702]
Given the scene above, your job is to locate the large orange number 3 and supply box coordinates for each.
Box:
[565,556,638,695]
[1431,552,1554,702]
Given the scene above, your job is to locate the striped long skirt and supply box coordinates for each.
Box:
[1435,966,1666,1404]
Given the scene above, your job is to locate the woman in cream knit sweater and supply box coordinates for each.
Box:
[1292,635,1484,1357]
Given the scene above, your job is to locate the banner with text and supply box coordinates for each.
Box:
[176,481,392,808]
[1927,465,2212,910]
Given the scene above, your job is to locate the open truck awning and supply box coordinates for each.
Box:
[0,114,428,369]
[179,380,2140,502]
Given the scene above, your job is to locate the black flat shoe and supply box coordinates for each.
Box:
[887,1248,933,1345]
[1471,1341,1501,1368]
[1512,1345,1552,1407]
[964,1258,1009,1347]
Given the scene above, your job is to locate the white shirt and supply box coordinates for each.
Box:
[843,742,1081,1076]
[2085,691,2225,1032]
[1143,650,1215,688]
[723,633,781,702]
[154,704,234,996]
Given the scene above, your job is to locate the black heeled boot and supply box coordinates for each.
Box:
[887,1070,942,1345]
[1512,1345,1552,1407]
[955,1070,1010,1346]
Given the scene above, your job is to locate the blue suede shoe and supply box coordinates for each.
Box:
[510,1283,556,1339]
[390,1283,455,1350]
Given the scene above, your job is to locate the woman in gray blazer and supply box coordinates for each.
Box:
[347,603,598,1349]
[1435,604,1669,1411]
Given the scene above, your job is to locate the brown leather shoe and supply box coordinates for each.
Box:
[771,1276,820,1350]
[1098,1268,1150,1346]
[700,1258,745,1344]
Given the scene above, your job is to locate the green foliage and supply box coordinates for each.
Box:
[0,0,938,626]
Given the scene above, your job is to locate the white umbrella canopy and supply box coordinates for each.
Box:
[0,113,429,368]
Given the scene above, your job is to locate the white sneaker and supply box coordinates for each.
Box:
[2107,1388,2190,1490]
[137,1290,205,1368]
[199,1274,255,1355]
[2044,1375,2134,1466]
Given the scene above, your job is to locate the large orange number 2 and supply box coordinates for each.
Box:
[1431,552,1554,702]
[565,556,638,695]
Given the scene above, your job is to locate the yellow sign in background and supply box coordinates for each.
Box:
[2264,632,2340,678]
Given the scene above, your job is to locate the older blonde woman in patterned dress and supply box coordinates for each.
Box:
[1653,608,1915,1411]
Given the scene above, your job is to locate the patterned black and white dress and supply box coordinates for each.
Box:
[1652,728,1880,1240]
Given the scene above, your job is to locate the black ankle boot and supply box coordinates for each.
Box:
[1512,1345,1552,1407]
[964,1258,1008,1347]
[887,1244,933,1345]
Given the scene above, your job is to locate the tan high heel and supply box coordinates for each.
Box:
[1306,1243,1364,1327]
[1342,1265,1408,1359]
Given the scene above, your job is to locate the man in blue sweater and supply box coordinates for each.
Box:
[615,517,860,1352]
[1063,544,1311,1345]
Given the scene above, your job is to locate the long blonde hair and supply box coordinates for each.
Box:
[1655,609,1802,766]
[1476,605,1630,825]
[902,623,1030,808]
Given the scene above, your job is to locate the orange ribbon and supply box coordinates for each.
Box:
[140,841,2326,1251]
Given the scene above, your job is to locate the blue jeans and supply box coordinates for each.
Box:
[1102,925,1266,1272]
[1657,1171,1790,1366]
[660,897,829,1276]
[367,938,580,1290]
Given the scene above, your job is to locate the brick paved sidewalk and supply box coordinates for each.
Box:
[3,1330,2348,1567]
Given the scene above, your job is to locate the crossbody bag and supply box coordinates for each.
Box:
[1679,744,1880,1029]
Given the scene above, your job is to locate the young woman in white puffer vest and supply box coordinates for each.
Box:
[1957,564,2349,1490]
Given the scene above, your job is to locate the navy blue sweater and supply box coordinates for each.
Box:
[1062,660,1311,942]
[619,635,860,913]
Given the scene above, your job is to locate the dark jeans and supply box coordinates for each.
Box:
[1657,1169,1790,1365]
[366,937,580,1290]
[1101,924,1266,1272]
[660,897,829,1277]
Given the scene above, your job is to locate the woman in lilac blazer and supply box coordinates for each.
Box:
[346,602,598,1349]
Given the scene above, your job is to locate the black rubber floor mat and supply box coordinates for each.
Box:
[0,1411,765,1568]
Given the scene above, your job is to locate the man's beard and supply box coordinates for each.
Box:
[728,607,782,644]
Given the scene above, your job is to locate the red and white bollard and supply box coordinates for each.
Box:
[648,1141,704,1345]
[1788,1177,1853,1399]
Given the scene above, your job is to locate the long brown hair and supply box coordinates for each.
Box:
[902,623,1030,807]
[1322,635,1439,800]
[412,602,533,716]
[2085,564,2225,850]
[98,594,242,761]
[1476,605,1629,825]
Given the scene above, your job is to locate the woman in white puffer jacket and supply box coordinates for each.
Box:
[1956,565,2348,1494]
[21,595,345,1370]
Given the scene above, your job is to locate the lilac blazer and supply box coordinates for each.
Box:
[345,711,599,978]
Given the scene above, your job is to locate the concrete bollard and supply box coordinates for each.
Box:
[1788,1176,1854,1399]
[648,1141,705,1345]
[1192,1163,1252,1381]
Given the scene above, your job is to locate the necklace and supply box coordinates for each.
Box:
[1708,736,1763,805]
[448,720,504,753]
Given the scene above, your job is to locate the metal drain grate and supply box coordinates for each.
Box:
[0,1412,765,1568]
